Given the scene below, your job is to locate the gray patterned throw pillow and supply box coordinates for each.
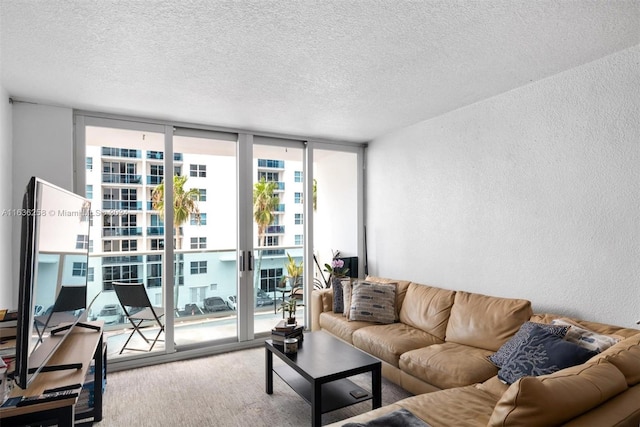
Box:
[348,281,397,324]
[332,276,345,313]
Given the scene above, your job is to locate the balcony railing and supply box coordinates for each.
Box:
[102,173,142,184]
[266,225,285,234]
[102,147,141,158]
[261,248,285,256]
[102,201,143,210]
[102,255,143,264]
[146,151,183,161]
[147,175,163,185]
[102,227,143,237]
[147,226,165,236]
[257,159,284,168]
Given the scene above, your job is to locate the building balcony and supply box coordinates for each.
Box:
[102,173,142,184]
[101,147,141,158]
[261,248,285,256]
[257,159,284,169]
[147,175,163,185]
[266,225,285,234]
[102,255,143,264]
[146,151,183,161]
[102,226,143,237]
[147,226,165,236]
[102,201,143,211]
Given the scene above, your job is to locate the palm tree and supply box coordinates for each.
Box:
[152,174,201,309]
[253,177,279,290]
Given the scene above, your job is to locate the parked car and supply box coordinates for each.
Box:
[183,303,203,316]
[95,304,123,325]
[204,296,228,312]
[226,291,275,309]
[256,289,275,306]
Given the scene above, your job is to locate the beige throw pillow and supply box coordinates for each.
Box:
[551,318,621,352]
[342,279,352,319]
[348,281,397,324]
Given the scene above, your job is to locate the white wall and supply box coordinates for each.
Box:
[366,45,640,328]
[0,85,13,308]
[8,102,74,307]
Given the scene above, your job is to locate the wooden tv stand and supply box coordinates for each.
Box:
[0,321,105,426]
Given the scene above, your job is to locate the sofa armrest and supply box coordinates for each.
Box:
[311,288,333,331]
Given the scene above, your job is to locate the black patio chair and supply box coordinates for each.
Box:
[113,282,165,354]
[34,285,93,342]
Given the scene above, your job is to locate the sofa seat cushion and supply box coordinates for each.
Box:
[446,291,533,352]
[400,385,498,427]
[318,312,373,344]
[488,361,628,427]
[352,323,444,367]
[398,282,455,340]
[324,404,405,427]
[400,342,498,389]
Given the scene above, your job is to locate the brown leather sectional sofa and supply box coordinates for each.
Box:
[311,276,640,426]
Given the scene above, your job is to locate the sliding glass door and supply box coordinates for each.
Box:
[171,129,239,348]
[76,113,364,364]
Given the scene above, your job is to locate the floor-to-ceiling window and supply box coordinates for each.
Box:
[311,147,363,284]
[253,139,305,334]
[75,113,364,368]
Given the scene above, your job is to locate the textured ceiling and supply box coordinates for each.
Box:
[1,1,639,142]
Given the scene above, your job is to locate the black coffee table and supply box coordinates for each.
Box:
[265,331,382,427]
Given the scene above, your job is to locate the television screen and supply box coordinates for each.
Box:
[14,177,92,389]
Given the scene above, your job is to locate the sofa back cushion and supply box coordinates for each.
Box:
[588,333,640,386]
[445,291,533,351]
[398,282,455,340]
[488,361,628,427]
[530,313,640,339]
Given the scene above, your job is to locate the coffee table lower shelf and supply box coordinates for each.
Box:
[273,364,373,414]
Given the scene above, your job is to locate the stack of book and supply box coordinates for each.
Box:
[271,319,304,344]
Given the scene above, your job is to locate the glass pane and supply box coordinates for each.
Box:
[313,150,359,284]
[253,144,305,333]
[85,125,167,358]
[172,134,238,346]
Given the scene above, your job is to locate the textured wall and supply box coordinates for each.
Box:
[8,103,73,307]
[367,45,640,327]
[0,86,13,308]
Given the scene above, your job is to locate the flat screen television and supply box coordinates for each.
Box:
[14,177,94,389]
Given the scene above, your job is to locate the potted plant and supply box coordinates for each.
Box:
[285,252,303,288]
[324,250,350,285]
[278,298,298,325]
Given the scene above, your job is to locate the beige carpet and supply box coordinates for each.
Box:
[99,347,412,426]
